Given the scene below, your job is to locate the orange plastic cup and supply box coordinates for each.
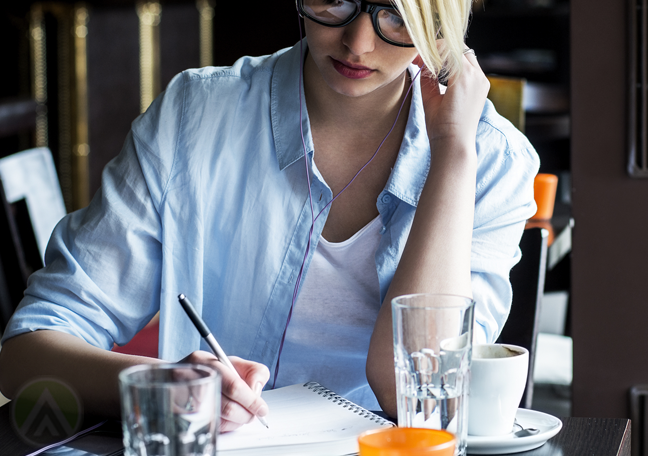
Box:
[531,173,558,220]
[358,428,456,456]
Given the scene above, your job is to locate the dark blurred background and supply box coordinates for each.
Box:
[0,0,300,211]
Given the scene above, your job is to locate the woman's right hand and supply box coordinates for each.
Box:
[179,351,270,432]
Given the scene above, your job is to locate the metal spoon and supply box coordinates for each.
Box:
[513,420,540,438]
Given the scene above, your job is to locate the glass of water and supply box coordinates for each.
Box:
[392,294,474,456]
[119,364,220,456]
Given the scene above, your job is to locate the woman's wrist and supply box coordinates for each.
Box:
[427,139,478,182]
[429,137,478,162]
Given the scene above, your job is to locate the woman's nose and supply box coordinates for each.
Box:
[342,13,376,55]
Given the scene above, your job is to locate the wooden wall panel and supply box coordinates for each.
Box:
[571,0,648,418]
[84,1,298,200]
[86,4,140,198]
[2,1,300,203]
[159,2,200,89]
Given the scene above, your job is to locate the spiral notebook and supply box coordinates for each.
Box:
[217,382,394,455]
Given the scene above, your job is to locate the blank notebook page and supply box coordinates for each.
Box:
[217,382,393,455]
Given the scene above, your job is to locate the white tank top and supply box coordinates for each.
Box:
[274,216,383,411]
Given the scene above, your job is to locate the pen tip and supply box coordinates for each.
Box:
[178,293,185,300]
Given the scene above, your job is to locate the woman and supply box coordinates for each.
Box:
[0,0,538,431]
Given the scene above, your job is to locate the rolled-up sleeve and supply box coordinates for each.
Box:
[470,116,540,344]
[1,73,186,349]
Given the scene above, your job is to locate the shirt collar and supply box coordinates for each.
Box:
[272,38,314,171]
[271,41,430,208]
[383,65,430,208]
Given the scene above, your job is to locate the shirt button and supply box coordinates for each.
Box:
[381,194,392,204]
[380,226,387,234]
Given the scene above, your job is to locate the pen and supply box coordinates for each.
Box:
[178,293,269,428]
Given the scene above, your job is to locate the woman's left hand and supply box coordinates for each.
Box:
[413,45,490,151]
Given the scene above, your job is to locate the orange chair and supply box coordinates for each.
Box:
[526,173,558,245]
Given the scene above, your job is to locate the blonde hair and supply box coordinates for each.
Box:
[392,0,473,80]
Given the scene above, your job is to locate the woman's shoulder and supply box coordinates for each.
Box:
[475,99,539,163]
[474,99,540,194]
[130,46,295,149]
[170,46,294,92]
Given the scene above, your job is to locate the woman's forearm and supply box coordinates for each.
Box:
[0,330,161,417]
[367,139,477,416]
[387,141,476,297]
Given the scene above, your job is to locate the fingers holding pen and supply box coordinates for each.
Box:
[175,297,270,431]
[220,356,270,432]
[229,356,270,397]
[179,351,269,432]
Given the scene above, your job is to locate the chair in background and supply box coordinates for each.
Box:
[0,181,33,331]
[496,226,549,409]
[0,146,160,355]
[0,146,160,354]
[0,148,66,334]
[0,148,67,259]
[486,75,527,133]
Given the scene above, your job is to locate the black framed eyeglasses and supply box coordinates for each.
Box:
[296,0,415,47]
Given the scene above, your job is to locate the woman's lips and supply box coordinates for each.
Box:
[331,58,374,79]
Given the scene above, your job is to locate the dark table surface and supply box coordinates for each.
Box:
[0,402,631,455]
[515,417,630,456]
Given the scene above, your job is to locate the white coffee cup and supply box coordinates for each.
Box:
[468,344,529,436]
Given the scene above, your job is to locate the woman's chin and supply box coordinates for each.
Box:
[324,75,384,99]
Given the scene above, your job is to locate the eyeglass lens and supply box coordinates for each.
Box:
[301,0,413,46]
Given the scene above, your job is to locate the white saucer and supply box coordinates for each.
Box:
[466,409,563,454]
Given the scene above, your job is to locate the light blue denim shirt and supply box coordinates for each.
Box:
[3,41,538,386]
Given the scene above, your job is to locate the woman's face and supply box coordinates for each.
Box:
[304,6,419,99]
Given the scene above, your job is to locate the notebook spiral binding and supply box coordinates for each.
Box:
[303,382,394,426]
